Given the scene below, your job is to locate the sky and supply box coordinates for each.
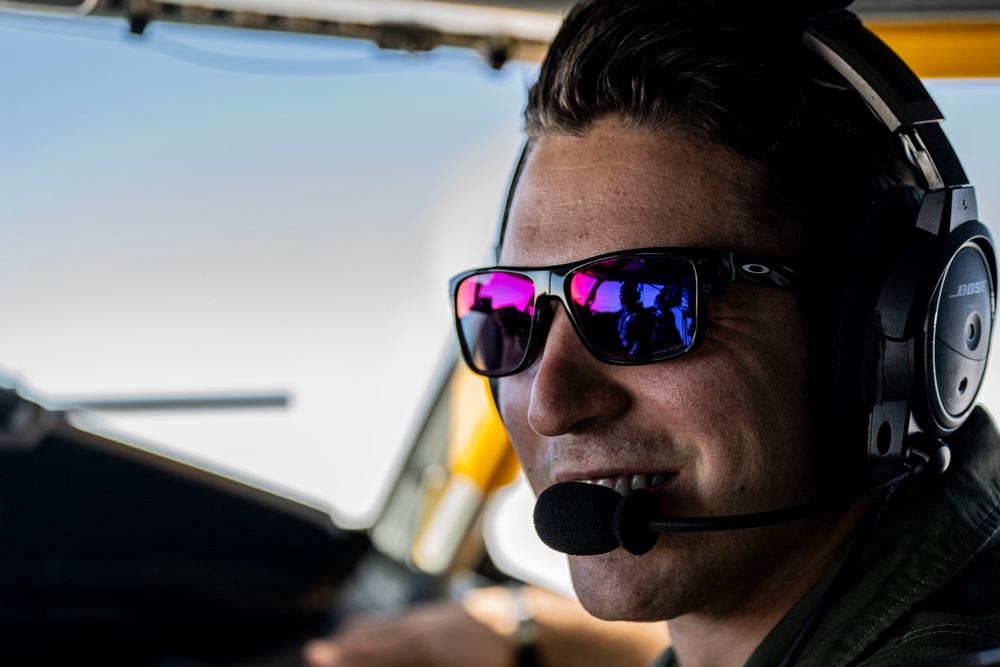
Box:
[2,7,1000,595]
[0,9,531,522]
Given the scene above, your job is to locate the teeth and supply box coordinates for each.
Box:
[582,473,669,495]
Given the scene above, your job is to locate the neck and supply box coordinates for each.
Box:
[666,501,871,667]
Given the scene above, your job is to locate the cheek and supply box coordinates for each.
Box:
[704,345,814,492]
[636,339,814,489]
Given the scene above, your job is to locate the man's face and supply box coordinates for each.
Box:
[498,120,838,622]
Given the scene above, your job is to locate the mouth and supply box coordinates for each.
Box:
[579,472,677,496]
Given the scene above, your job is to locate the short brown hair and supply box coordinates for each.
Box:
[523,0,920,254]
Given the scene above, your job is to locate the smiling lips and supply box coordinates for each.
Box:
[580,472,676,495]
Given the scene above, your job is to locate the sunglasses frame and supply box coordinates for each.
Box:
[449,247,799,378]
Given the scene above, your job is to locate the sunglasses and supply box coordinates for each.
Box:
[449,248,798,378]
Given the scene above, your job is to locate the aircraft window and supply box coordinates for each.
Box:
[2,9,1000,603]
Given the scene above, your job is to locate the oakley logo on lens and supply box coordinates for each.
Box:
[951,281,989,298]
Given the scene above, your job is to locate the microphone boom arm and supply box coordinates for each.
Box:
[644,463,918,533]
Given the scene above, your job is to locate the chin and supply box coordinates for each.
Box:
[568,548,689,622]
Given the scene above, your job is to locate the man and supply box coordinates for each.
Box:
[305,1,1000,665]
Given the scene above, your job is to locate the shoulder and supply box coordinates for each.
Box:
[805,408,1000,667]
[856,518,1000,665]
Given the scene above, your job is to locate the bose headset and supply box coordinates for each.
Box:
[800,11,997,474]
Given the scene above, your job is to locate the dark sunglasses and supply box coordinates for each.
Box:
[449,248,798,378]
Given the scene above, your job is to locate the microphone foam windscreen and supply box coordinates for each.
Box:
[533,482,621,556]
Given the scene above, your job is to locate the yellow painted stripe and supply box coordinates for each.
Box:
[447,363,520,493]
[868,21,1000,78]
[509,19,1000,79]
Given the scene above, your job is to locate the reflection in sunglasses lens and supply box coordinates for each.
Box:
[569,256,695,361]
[456,272,536,374]
[455,256,699,375]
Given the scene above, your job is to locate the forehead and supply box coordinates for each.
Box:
[500,122,783,266]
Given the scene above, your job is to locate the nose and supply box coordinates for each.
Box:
[525,305,630,436]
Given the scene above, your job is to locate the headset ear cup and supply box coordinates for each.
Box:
[917,219,997,436]
[812,186,924,472]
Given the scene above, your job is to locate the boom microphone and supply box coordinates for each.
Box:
[533,443,949,556]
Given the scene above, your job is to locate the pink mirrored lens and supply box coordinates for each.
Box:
[455,272,536,374]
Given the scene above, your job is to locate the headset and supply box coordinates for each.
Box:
[483,0,997,477]
[802,14,996,473]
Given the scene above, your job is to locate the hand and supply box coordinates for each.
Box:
[301,589,516,667]
[301,584,669,667]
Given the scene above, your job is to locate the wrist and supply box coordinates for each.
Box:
[507,583,541,667]
[456,579,544,667]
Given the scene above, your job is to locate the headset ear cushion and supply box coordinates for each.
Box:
[811,185,924,467]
